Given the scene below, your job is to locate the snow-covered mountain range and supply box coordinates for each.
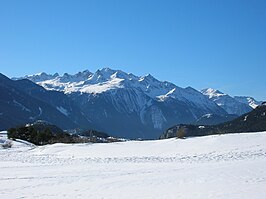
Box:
[24,68,223,112]
[17,68,228,138]
[2,68,261,139]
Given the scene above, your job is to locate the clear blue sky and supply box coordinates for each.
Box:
[0,0,265,100]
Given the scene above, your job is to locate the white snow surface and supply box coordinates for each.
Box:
[56,106,69,116]
[201,88,226,98]
[13,100,31,112]
[1,131,266,199]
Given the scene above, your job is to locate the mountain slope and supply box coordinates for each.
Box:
[234,96,262,109]
[12,78,91,127]
[0,73,91,130]
[201,88,253,115]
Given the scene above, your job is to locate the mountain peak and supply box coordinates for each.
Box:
[96,67,121,76]
[73,70,91,77]
[101,67,113,72]
[201,88,225,98]
[24,72,58,82]
[138,73,157,83]
[201,88,255,115]
[234,96,262,109]
[145,73,153,78]
[144,73,156,80]
[185,86,197,92]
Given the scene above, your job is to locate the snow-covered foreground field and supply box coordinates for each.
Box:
[1,132,266,199]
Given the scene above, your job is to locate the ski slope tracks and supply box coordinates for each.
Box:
[1,131,266,199]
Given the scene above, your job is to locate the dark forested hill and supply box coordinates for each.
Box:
[160,103,266,139]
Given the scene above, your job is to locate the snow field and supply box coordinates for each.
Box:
[0,132,266,199]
